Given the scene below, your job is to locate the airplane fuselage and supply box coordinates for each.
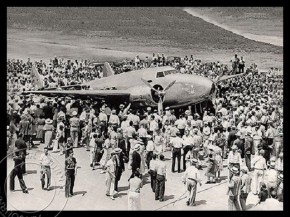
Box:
[85,66,215,108]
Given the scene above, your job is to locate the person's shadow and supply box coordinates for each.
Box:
[195,199,207,206]
[163,195,174,201]
[118,186,129,192]
[73,191,87,196]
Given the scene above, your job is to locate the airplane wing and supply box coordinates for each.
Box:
[215,72,246,83]
[22,89,131,99]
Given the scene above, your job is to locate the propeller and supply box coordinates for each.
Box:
[141,78,176,115]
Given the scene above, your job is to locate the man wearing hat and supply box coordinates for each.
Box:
[70,111,80,148]
[232,131,244,156]
[10,148,28,193]
[239,166,252,210]
[170,130,183,173]
[130,143,141,179]
[113,148,125,193]
[182,158,202,206]
[227,144,242,178]
[251,149,267,195]
[227,166,241,210]
[39,147,53,190]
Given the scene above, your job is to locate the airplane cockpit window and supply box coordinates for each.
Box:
[156,71,165,78]
[164,70,177,76]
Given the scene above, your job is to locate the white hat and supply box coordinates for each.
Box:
[114,148,122,154]
[230,166,239,174]
[134,144,141,151]
[71,111,77,116]
[119,104,125,108]
[45,118,53,124]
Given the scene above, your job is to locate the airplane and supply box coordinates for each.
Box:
[24,62,245,114]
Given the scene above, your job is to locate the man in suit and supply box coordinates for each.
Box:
[10,148,28,193]
[130,144,141,179]
[15,134,28,174]
[114,148,125,192]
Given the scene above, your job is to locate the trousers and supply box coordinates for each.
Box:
[239,192,248,210]
[105,172,115,196]
[186,179,197,205]
[40,166,51,188]
[65,171,75,197]
[172,148,181,172]
[252,169,264,194]
[70,129,78,148]
[228,195,241,210]
[155,174,165,200]
[150,170,157,192]
[183,145,192,170]
[10,168,27,191]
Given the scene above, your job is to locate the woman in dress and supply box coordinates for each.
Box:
[128,170,143,210]
[36,114,45,143]
[43,118,54,149]
[105,152,116,200]
[99,134,113,174]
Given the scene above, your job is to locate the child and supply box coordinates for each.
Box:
[214,147,223,181]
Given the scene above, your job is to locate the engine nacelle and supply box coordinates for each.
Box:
[128,86,157,107]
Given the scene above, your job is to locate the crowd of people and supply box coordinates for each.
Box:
[7,53,283,210]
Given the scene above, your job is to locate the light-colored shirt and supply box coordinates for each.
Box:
[227,151,242,165]
[129,177,142,192]
[146,140,155,152]
[170,137,183,148]
[251,155,267,170]
[39,153,53,166]
[149,159,157,170]
[182,165,201,182]
[182,135,193,147]
[156,160,166,177]
[98,112,108,122]
[108,114,120,125]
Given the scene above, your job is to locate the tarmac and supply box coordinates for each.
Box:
[6,143,282,211]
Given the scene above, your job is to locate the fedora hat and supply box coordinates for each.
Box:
[134,144,141,151]
[230,166,239,174]
[231,145,238,150]
[114,148,122,154]
[45,118,53,124]
[190,158,198,165]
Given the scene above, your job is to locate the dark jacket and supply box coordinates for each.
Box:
[131,151,141,172]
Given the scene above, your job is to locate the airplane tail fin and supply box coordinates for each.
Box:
[30,65,44,89]
[103,62,114,77]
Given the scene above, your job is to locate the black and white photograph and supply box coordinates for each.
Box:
[6,7,283,211]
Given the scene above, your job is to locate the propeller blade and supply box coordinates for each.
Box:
[141,78,159,92]
[164,80,176,91]
[157,96,164,115]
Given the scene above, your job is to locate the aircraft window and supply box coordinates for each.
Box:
[164,70,177,76]
[156,71,165,78]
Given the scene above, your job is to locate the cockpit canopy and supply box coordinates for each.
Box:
[156,69,177,78]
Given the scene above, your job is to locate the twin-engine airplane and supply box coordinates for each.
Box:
[24,62,245,113]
